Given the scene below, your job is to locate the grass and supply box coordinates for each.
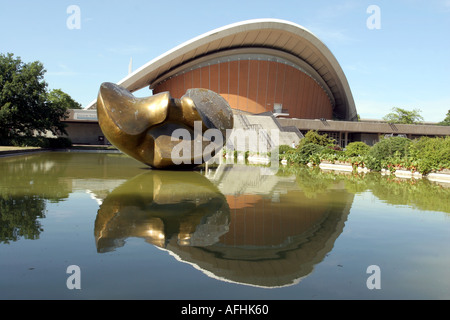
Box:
[0,145,118,153]
[0,146,42,151]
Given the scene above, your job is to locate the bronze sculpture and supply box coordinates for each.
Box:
[97,82,233,169]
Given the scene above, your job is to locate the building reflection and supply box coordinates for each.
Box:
[94,165,354,288]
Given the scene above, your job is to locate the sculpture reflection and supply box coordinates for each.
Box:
[95,165,354,288]
[95,170,230,251]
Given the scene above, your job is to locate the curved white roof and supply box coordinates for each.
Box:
[88,19,357,120]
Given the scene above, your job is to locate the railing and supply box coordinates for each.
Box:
[248,123,274,150]
[273,108,289,114]
[235,115,274,150]
[237,114,251,129]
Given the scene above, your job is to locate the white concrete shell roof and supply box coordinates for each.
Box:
[88,18,357,121]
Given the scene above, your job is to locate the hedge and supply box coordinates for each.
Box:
[1,136,72,149]
[279,131,450,174]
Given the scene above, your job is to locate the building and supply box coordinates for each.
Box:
[87,19,357,121]
[65,19,448,147]
[277,117,450,148]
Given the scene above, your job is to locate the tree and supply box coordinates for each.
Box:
[382,107,424,124]
[438,110,450,126]
[48,89,82,110]
[0,53,76,139]
[297,130,335,149]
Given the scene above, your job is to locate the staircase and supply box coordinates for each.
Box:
[227,113,302,152]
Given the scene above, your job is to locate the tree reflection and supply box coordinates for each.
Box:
[0,153,71,243]
[0,195,45,243]
[277,165,450,214]
[0,152,147,243]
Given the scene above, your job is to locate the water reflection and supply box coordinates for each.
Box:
[278,165,450,214]
[0,152,142,243]
[1,152,449,289]
[0,152,70,243]
[95,171,230,250]
[95,165,354,288]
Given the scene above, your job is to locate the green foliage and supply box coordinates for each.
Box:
[361,136,449,174]
[438,110,450,126]
[279,144,295,155]
[369,137,450,174]
[47,137,73,148]
[48,89,82,110]
[408,136,450,174]
[298,143,324,164]
[279,131,335,165]
[0,53,80,140]
[319,146,344,157]
[367,136,411,171]
[297,130,335,148]
[382,107,424,124]
[3,136,72,149]
[282,150,305,164]
[0,195,46,243]
[280,130,449,175]
[344,141,370,157]
[277,165,450,214]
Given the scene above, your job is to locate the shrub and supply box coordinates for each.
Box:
[410,136,450,164]
[344,141,370,157]
[9,136,50,148]
[297,130,335,149]
[408,136,450,173]
[47,137,72,148]
[317,146,345,163]
[3,136,72,149]
[279,145,296,156]
[284,151,305,164]
[297,143,324,164]
[367,136,411,171]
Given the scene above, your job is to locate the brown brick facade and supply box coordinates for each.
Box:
[153,59,333,119]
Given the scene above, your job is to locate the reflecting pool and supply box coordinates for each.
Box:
[0,152,449,299]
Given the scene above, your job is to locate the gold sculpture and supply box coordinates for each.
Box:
[97,82,233,169]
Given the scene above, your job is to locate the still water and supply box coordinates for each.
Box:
[0,152,449,299]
